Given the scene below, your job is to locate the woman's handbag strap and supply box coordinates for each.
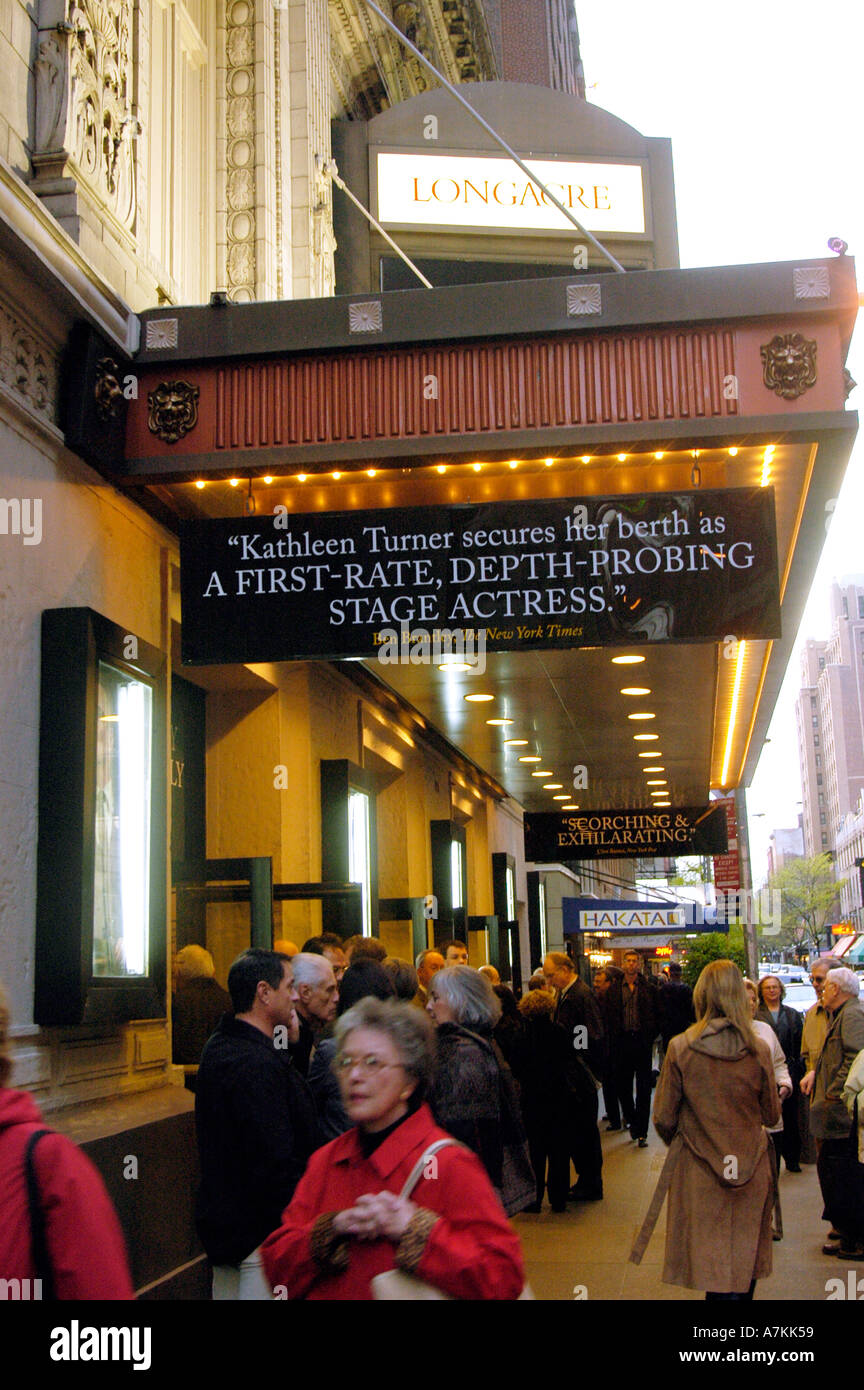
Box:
[398,1139,462,1201]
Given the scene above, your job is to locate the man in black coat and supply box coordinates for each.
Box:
[605,950,659,1147]
[195,949,321,1299]
[543,952,604,1200]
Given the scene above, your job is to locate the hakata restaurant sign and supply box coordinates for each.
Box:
[562,899,727,936]
[524,804,729,863]
[180,488,780,666]
[375,152,646,235]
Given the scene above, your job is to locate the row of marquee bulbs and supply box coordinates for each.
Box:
[191,444,771,490]
[454,650,671,811]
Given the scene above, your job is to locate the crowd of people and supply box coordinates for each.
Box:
[2,936,863,1301]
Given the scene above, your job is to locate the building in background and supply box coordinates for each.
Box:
[795,578,864,859]
[767,820,804,880]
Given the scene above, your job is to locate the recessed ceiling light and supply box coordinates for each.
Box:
[464,693,494,702]
[519,756,541,763]
[638,750,663,758]
[654,451,664,460]
[332,471,341,480]
[367,469,377,477]
[553,794,569,800]
[728,447,739,457]
[508,460,518,469]
[634,733,659,741]
[647,780,667,786]
[544,784,563,790]
[263,475,274,484]
[472,463,482,472]
[612,654,645,665]
[229,478,240,487]
[560,803,578,810]
[654,800,671,806]
[617,453,627,462]
[628,712,656,720]
[643,766,665,773]
[531,770,553,777]
[620,687,651,696]
[486,718,513,726]
[438,660,472,672]
[195,480,206,489]
[297,473,307,482]
[505,739,529,746]
[544,458,555,466]
[581,455,592,463]
[436,464,447,474]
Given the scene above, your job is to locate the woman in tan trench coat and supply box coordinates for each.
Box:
[632,960,781,1299]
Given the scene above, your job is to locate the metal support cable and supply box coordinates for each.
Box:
[320,157,433,289]
[358,0,626,274]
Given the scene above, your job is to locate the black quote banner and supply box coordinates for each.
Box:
[524,804,729,862]
[180,487,780,665]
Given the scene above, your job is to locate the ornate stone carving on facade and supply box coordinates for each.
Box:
[225,0,257,302]
[33,1,138,232]
[760,332,818,401]
[0,302,59,426]
[94,356,124,421]
[147,381,200,443]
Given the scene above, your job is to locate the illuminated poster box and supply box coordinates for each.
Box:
[374,151,647,237]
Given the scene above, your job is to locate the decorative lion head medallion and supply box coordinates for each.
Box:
[147,380,200,443]
[94,356,124,421]
[760,333,817,400]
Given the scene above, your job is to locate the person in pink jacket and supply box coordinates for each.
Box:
[0,982,133,1300]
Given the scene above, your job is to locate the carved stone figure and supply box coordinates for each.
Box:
[147,381,200,443]
[760,333,818,400]
[94,357,124,421]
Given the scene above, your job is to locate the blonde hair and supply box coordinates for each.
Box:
[519,989,555,1020]
[0,980,12,1087]
[692,960,759,1053]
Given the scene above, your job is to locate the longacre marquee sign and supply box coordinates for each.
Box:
[180,488,780,666]
[374,152,646,235]
[524,804,729,863]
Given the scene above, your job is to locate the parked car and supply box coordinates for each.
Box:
[780,981,817,1014]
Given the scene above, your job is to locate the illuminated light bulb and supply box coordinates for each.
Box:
[504,739,528,746]
[654,801,671,807]
[553,795,570,800]
[263,475,274,484]
[472,462,482,472]
[581,455,592,463]
[486,718,513,726]
[654,452,664,460]
[728,447,739,457]
[647,780,667,786]
[508,460,518,470]
[195,480,206,489]
[639,751,663,758]
[367,469,377,478]
[544,784,563,790]
[464,692,494,702]
[612,654,645,665]
[620,687,651,696]
[633,733,658,741]
[332,471,341,480]
[544,458,555,466]
[643,766,665,773]
[617,453,627,462]
[439,661,471,672]
[560,803,578,810]
[531,770,553,778]
[436,464,447,474]
[297,473,307,483]
[229,478,240,487]
[519,756,541,763]
[628,712,656,721]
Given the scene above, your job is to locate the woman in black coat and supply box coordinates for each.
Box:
[513,989,579,1212]
[427,966,535,1216]
[756,974,804,1172]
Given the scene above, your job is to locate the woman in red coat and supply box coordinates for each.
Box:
[0,982,133,1299]
[261,997,525,1300]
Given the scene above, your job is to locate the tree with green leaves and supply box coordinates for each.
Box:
[681,927,748,988]
[766,853,843,956]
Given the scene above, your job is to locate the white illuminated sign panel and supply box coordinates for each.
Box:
[375,152,646,236]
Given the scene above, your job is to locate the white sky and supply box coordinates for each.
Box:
[576,0,864,883]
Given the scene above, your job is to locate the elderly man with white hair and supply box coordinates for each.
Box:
[289,952,339,1076]
[809,967,864,1259]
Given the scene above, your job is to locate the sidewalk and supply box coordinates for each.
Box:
[515,1123,847,1301]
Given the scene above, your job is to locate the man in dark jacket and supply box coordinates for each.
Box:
[195,949,320,1299]
[543,952,604,1200]
[606,950,659,1147]
[807,968,864,1259]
